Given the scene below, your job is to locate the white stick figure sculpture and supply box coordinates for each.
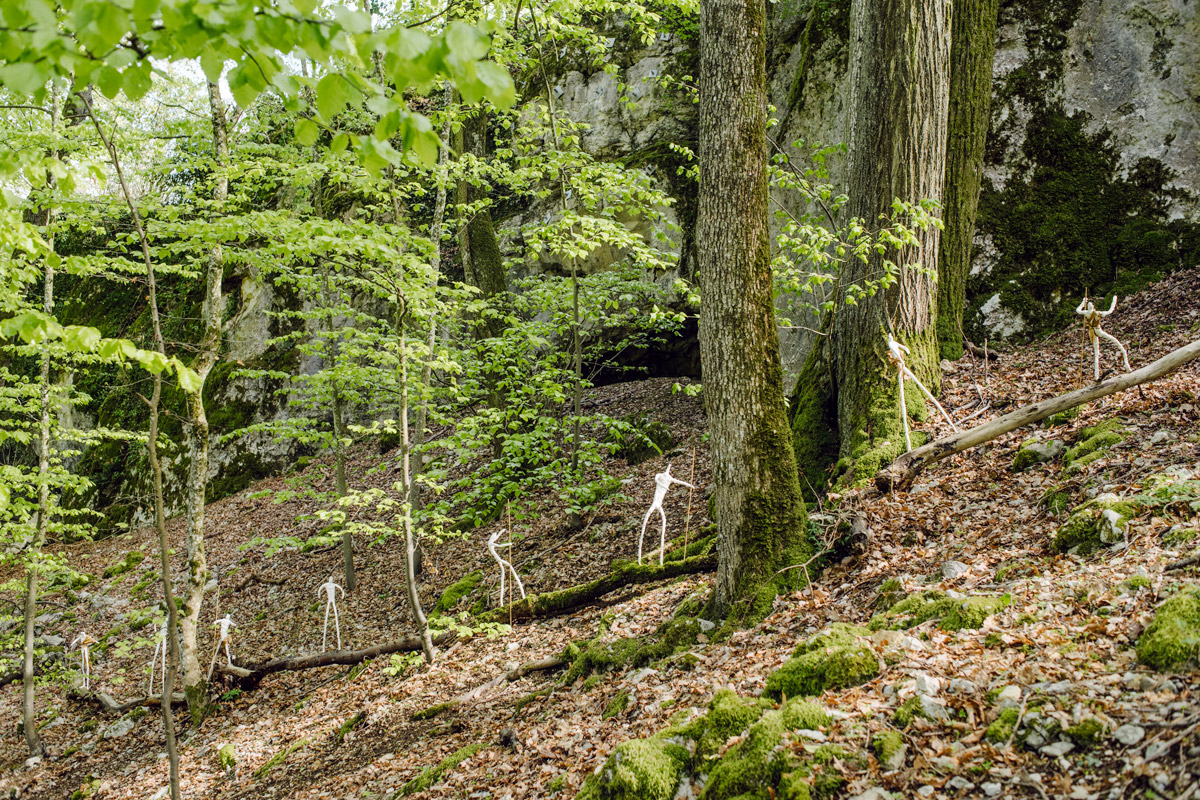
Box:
[148,615,169,695]
[638,465,695,566]
[317,576,345,651]
[886,333,959,452]
[70,632,98,691]
[1076,295,1130,381]
[487,529,525,607]
[207,614,236,680]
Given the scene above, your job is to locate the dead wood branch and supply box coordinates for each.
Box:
[215,632,457,689]
[876,337,1200,493]
[232,571,287,592]
[965,340,1000,360]
[477,551,717,625]
[1166,554,1200,572]
[414,657,566,720]
[69,688,187,713]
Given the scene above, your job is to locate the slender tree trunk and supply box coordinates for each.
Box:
[398,310,435,663]
[411,83,454,515]
[936,0,998,360]
[320,263,353,590]
[827,0,951,480]
[698,0,811,619]
[179,79,229,721]
[454,108,507,306]
[22,89,63,759]
[82,95,182,800]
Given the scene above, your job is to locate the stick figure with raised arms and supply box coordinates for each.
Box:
[638,464,696,566]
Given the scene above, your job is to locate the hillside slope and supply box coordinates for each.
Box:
[2,271,1199,800]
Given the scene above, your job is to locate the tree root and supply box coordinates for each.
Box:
[411,656,565,720]
[69,687,188,714]
[477,551,717,625]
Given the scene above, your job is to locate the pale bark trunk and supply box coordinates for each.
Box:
[830,0,951,473]
[398,316,434,663]
[698,0,810,617]
[179,79,230,719]
[82,95,182,800]
[319,263,353,590]
[936,0,998,360]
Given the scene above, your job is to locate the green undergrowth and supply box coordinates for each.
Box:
[102,550,145,579]
[1136,587,1200,671]
[869,591,1011,632]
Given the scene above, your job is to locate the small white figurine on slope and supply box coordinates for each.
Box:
[487,529,525,608]
[317,575,345,651]
[70,631,98,691]
[638,465,695,566]
[207,614,236,679]
[1076,295,1131,381]
[148,615,169,695]
[886,332,959,452]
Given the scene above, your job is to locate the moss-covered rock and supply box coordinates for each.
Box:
[876,578,906,611]
[433,570,484,614]
[763,624,878,700]
[103,550,145,579]
[1065,718,1105,748]
[1062,419,1126,474]
[576,736,688,800]
[1136,588,1200,671]
[869,591,1011,632]
[1051,493,1139,554]
[702,707,802,799]
[398,743,485,796]
[1012,437,1064,471]
[603,690,631,720]
[693,689,765,760]
[872,730,906,769]
[985,707,1020,743]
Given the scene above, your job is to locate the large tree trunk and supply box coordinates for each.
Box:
[828,0,951,481]
[455,108,506,303]
[698,0,811,619]
[179,79,229,721]
[936,0,999,360]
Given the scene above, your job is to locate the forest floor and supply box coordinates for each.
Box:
[1,270,1199,800]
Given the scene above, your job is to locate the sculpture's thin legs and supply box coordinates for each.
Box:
[897,371,912,451]
[207,642,220,681]
[1092,334,1101,381]
[331,602,342,651]
[81,648,90,691]
[638,506,655,565]
[902,365,959,432]
[505,561,526,600]
[323,603,332,651]
[224,640,233,667]
[658,508,667,565]
[1097,329,1131,373]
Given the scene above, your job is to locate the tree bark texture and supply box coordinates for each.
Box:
[455,108,506,301]
[179,80,229,718]
[698,0,811,618]
[936,0,998,360]
[830,0,951,478]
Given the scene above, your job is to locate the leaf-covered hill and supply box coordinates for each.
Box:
[2,271,1199,800]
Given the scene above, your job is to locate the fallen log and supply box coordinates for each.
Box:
[876,337,1200,493]
[69,688,187,713]
[216,631,457,688]
[478,551,717,625]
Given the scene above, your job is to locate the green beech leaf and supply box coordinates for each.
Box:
[316,73,347,121]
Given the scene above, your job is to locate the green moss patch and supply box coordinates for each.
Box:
[985,707,1020,743]
[876,578,906,611]
[1136,588,1200,671]
[1063,420,1126,474]
[1051,493,1139,554]
[254,737,309,779]
[433,570,483,614]
[577,736,688,800]
[1012,437,1063,472]
[764,624,878,700]
[103,551,145,579]
[869,591,1011,632]
[397,743,485,796]
[603,690,631,720]
[872,730,906,769]
[1065,718,1105,748]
